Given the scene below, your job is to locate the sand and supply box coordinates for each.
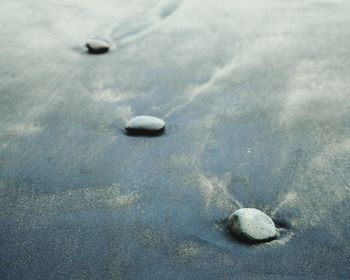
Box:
[0,0,349,279]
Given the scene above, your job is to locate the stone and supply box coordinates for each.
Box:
[228,208,277,242]
[85,39,110,54]
[125,115,165,135]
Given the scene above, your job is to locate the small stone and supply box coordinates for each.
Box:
[85,39,110,54]
[228,208,277,242]
[125,115,165,135]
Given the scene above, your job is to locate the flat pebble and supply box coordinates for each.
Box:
[85,39,110,54]
[125,115,165,135]
[228,208,277,242]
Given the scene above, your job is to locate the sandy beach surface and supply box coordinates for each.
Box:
[0,0,349,279]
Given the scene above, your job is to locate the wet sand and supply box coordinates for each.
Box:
[0,0,350,279]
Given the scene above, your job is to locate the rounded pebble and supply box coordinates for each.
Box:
[125,115,165,135]
[228,208,277,242]
[85,39,110,54]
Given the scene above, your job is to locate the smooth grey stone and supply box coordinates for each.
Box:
[85,39,110,54]
[228,208,277,242]
[125,115,165,135]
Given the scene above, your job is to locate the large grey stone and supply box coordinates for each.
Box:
[125,115,165,135]
[229,208,277,242]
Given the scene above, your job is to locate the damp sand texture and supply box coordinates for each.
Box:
[1,0,350,279]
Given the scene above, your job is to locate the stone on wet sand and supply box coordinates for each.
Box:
[85,39,110,54]
[125,115,165,135]
[228,208,277,242]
